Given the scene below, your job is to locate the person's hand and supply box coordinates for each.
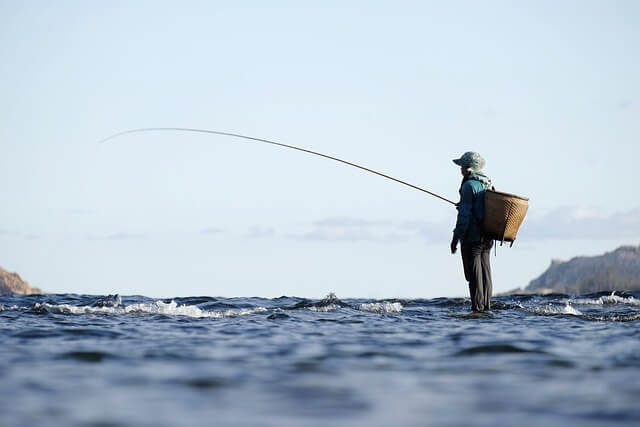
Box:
[450,236,459,254]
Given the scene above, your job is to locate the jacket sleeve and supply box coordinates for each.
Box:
[453,182,474,239]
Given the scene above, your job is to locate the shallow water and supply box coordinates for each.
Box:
[1,291,639,426]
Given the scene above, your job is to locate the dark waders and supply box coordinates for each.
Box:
[461,239,493,312]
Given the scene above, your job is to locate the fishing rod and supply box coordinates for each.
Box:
[100,127,457,206]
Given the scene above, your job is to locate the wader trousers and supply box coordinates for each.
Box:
[461,239,493,312]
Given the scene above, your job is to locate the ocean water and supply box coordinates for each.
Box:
[1,291,639,427]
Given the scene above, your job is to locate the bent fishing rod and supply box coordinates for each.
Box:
[100,127,457,206]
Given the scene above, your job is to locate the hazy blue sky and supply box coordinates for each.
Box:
[1,1,639,298]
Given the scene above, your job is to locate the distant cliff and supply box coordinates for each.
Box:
[522,245,640,295]
[0,267,42,295]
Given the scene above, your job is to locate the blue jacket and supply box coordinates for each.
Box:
[453,178,487,243]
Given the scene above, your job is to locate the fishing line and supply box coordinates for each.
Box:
[100,127,456,206]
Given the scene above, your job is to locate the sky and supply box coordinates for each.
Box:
[1,0,639,299]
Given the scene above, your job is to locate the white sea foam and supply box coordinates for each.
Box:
[528,303,583,316]
[308,301,403,313]
[308,304,340,312]
[358,302,403,314]
[568,292,640,306]
[33,301,267,319]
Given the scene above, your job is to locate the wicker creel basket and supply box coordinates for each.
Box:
[483,189,529,245]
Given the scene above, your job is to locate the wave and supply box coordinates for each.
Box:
[582,313,640,322]
[92,294,122,308]
[455,344,546,356]
[33,300,268,319]
[6,292,406,318]
[302,293,351,312]
[305,293,403,314]
[4,292,637,321]
[357,302,403,313]
[567,292,640,307]
[308,302,403,314]
[308,304,342,313]
[0,304,19,312]
[521,303,583,316]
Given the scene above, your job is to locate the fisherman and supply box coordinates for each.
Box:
[450,152,494,312]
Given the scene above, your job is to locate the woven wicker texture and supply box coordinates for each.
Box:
[483,190,529,242]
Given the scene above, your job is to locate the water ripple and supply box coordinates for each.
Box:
[1,291,639,427]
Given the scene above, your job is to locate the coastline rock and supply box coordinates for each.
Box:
[0,267,42,295]
[524,244,640,295]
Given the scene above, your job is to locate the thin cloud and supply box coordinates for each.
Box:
[290,227,377,242]
[0,229,41,240]
[88,232,148,241]
[378,233,411,243]
[520,206,640,240]
[247,226,275,238]
[288,216,413,243]
[618,99,632,110]
[313,217,392,228]
[65,208,94,216]
[201,227,224,235]
[107,232,147,241]
[400,220,450,243]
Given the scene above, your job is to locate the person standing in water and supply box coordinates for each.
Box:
[450,152,494,312]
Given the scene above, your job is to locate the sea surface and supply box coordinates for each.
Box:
[1,291,639,427]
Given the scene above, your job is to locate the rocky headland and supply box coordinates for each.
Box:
[0,267,42,295]
[505,244,640,295]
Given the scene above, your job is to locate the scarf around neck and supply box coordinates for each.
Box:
[462,171,493,191]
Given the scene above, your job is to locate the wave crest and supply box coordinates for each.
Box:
[358,302,403,313]
[569,292,640,307]
[32,300,267,319]
[523,303,583,316]
[308,304,341,312]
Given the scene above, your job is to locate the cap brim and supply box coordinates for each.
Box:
[452,158,464,166]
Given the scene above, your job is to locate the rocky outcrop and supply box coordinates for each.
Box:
[523,245,640,295]
[0,267,42,295]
